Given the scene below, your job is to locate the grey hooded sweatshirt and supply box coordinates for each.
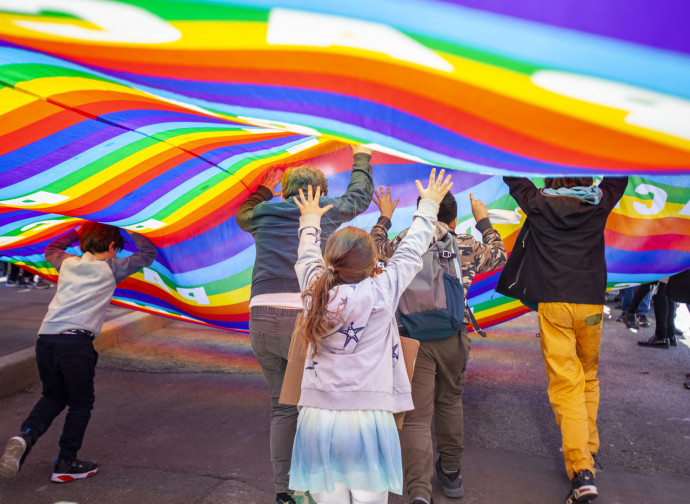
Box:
[294,198,439,413]
[38,229,158,337]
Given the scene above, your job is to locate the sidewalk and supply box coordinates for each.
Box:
[0,279,169,398]
[0,295,688,504]
[0,280,59,358]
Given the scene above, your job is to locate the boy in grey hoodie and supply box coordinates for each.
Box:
[0,222,157,483]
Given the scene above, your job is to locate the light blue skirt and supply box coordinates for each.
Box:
[289,407,403,495]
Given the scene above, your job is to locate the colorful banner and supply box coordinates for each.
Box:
[0,1,688,332]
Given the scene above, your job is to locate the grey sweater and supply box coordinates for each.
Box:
[38,230,158,337]
[295,199,439,413]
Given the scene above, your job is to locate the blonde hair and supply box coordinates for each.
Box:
[281,166,328,200]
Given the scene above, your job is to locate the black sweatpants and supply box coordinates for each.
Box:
[21,333,98,461]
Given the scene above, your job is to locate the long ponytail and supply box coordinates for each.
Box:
[297,226,377,357]
[300,267,339,357]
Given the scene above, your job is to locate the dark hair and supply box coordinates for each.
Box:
[281,166,328,200]
[416,192,457,225]
[298,227,376,356]
[79,222,124,254]
[544,177,594,190]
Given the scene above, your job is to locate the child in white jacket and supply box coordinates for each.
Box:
[289,170,452,504]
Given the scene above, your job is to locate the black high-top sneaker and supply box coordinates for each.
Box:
[435,457,464,498]
[51,458,99,483]
[565,469,598,504]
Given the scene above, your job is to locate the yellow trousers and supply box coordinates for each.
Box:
[538,302,603,478]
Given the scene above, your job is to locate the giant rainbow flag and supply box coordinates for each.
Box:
[0,0,688,332]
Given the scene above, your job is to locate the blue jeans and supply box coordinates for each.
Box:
[249,306,301,494]
[620,287,651,315]
[21,333,98,461]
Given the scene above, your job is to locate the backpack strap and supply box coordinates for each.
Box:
[445,236,484,336]
[465,300,487,338]
[438,233,461,279]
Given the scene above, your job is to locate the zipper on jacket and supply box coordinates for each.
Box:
[507,228,530,290]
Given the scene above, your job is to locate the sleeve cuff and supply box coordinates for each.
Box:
[299,213,322,230]
[256,185,275,200]
[475,217,492,234]
[375,216,392,230]
[417,198,440,216]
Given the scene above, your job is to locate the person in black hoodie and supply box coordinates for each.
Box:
[496,175,628,504]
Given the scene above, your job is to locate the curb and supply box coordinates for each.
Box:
[0,311,170,399]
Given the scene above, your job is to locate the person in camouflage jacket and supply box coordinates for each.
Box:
[370,187,506,504]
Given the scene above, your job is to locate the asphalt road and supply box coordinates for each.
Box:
[0,300,688,504]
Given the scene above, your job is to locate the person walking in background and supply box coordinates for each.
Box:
[663,270,690,388]
[4,262,52,289]
[289,169,453,504]
[236,146,375,504]
[0,222,157,483]
[370,188,506,504]
[5,263,32,288]
[620,282,657,333]
[638,282,676,347]
[496,175,628,504]
[616,286,651,330]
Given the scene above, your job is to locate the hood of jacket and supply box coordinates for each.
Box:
[396,220,451,246]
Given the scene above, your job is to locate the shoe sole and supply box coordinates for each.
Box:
[572,485,598,503]
[442,485,465,498]
[51,467,98,483]
[566,498,593,504]
[567,495,596,504]
[437,473,464,498]
[0,438,26,479]
[436,464,464,498]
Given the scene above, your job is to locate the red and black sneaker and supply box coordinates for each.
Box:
[51,458,98,483]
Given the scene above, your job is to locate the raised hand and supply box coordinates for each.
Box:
[373,185,400,219]
[293,185,333,217]
[470,192,488,222]
[259,166,283,197]
[415,168,453,204]
[350,144,373,156]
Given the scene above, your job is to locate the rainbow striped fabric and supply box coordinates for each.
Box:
[0,0,689,331]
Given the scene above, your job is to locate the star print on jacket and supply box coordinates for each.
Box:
[392,343,399,362]
[305,228,321,244]
[338,321,365,348]
[306,360,319,377]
